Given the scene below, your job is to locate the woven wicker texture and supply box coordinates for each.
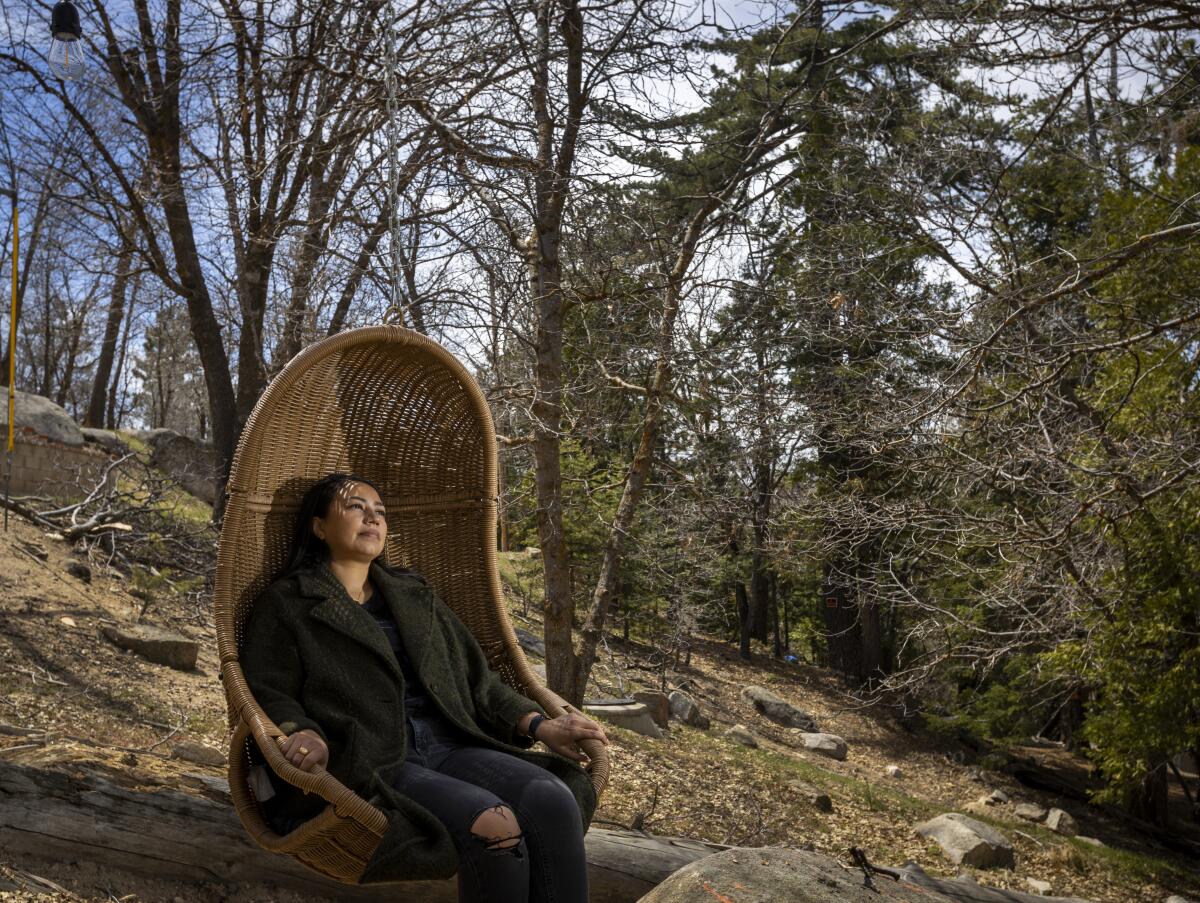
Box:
[214,326,609,884]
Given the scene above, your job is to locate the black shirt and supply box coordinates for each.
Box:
[361,590,435,713]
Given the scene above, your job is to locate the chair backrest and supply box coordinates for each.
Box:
[214,326,523,703]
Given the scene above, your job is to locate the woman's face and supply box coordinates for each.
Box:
[311,481,387,564]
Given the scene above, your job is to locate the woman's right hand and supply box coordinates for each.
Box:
[279,728,329,772]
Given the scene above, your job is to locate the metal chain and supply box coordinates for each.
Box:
[380,0,405,327]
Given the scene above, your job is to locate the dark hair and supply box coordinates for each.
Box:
[284,472,384,574]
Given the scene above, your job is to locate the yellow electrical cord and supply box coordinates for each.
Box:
[6,199,16,454]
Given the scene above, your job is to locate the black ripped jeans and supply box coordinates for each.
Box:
[392,703,589,903]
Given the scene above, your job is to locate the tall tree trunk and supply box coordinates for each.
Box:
[234,251,273,423]
[771,571,782,659]
[820,555,862,678]
[530,231,575,695]
[782,575,790,652]
[1130,761,1169,827]
[735,581,752,661]
[157,170,238,508]
[530,0,586,701]
[102,0,239,514]
[55,301,89,408]
[85,241,132,427]
[106,273,138,430]
[749,350,773,641]
[749,548,770,643]
[40,267,52,398]
[860,599,882,684]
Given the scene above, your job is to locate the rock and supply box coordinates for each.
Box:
[885,764,904,778]
[1045,807,1078,837]
[632,690,670,730]
[531,663,547,680]
[726,724,759,748]
[0,389,85,446]
[66,561,92,583]
[739,685,818,731]
[59,617,77,628]
[1015,803,1048,821]
[101,624,199,671]
[668,690,710,730]
[1075,835,1104,847]
[1166,896,1195,903]
[142,428,217,504]
[972,789,1010,810]
[787,780,832,813]
[81,427,131,455]
[583,702,662,739]
[1026,877,1052,896]
[524,547,541,558]
[914,813,1015,868]
[638,845,956,903]
[514,627,545,658]
[798,732,848,761]
[171,741,225,767]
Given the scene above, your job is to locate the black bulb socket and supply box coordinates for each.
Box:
[50,0,82,40]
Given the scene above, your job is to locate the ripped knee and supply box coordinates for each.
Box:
[469,804,524,856]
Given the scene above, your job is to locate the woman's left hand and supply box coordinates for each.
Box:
[535,711,609,764]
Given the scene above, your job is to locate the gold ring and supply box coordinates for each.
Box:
[298,747,309,756]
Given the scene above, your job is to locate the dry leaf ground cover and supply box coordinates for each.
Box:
[0,517,1197,902]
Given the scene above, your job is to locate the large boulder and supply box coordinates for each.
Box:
[798,732,848,761]
[633,690,671,730]
[141,428,217,504]
[584,702,663,739]
[101,624,199,671]
[1044,808,1077,837]
[914,813,1015,869]
[740,685,818,731]
[726,724,759,748]
[0,389,84,446]
[1015,803,1048,822]
[668,690,710,730]
[638,846,956,903]
[1026,878,1053,896]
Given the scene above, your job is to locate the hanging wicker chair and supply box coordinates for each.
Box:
[214,325,610,884]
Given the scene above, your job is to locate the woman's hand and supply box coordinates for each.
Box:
[534,711,609,764]
[278,728,329,772]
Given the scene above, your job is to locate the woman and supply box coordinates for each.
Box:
[241,472,608,902]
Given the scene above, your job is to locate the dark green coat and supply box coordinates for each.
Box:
[240,560,597,883]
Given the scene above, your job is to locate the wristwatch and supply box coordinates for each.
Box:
[526,713,548,740]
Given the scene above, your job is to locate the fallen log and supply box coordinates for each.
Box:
[0,759,724,902]
[896,862,1096,903]
[0,758,1107,903]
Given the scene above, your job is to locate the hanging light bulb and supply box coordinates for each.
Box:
[47,0,85,81]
